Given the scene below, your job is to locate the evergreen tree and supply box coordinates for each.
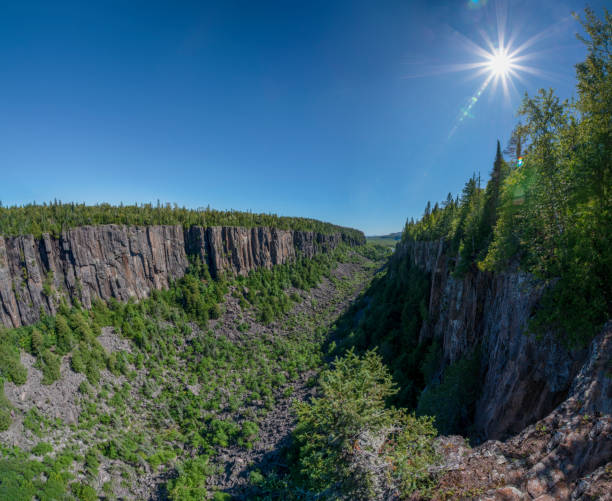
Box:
[479,141,508,252]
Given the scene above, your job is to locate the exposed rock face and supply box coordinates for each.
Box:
[0,225,356,328]
[430,323,612,501]
[396,239,586,440]
[186,226,344,278]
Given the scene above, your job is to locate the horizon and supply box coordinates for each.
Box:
[1,0,607,235]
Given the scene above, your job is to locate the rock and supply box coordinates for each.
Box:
[430,323,612,501]
[0,224,357,328]
[549,481,570,500]
[527,477,548,498]
[494,486,525,500]
[187,226,344,278]
[396,239,586,440]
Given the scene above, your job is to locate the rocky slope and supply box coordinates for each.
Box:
[431,322,612,500]
[0,225,359,328]
[397,239,587,441]
[0,248,381,500]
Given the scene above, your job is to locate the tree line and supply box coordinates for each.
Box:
[0,201,365,244]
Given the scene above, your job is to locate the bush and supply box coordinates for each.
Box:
[212,492,231,501]
[416,347,481,435]
[0,343,27,385]
[40,349,61,385]
[71,482,98,501]
[54,315,75,354]
[0,408,11,432]
[167,455,214,501]
[292,350,438,499]
[239,420,259,449]
[31,442,53,456]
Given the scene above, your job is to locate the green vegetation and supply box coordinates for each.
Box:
[0,343,27,385]
[293,350,438,498]
[416,348,481,435]
[167,455,216,500]
[403,10,611,346]
[237,247,349,323]
[0,240,383,499]
[0,444,77,501]
[327,238,483,437]
[0,381,13,432]
[253,350,438,499]
[366,232,401,248]
[0,201,365,243]
[333,249,431,409]
[0,10,606,500]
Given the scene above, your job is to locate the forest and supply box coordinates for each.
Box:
[0,202,365,244]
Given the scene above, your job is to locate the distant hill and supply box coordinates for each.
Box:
[366,232,401,247]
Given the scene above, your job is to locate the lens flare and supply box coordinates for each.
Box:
[467,0,488,10]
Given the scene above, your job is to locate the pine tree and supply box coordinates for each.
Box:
[481,141,507,234]
[504,126,524,165]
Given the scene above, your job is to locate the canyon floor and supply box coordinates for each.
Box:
[1,250,383,500]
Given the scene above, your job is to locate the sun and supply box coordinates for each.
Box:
[486,48,515,78]
[409,3,546,137]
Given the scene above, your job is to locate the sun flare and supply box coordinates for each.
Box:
[446,25,543,137]
[486,48,514,78]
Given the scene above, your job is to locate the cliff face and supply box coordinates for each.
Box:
[432,323,611,500]
[0,225,354,328]
[186,226,344,278]
[397,239,586,440]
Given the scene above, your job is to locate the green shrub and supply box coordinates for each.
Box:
[239,420,259,449]
[31,442,53,456]
[23,408,50,437]
[416,348,481,435]
[0,343,27,385]
[40,349,61,384]
[84,448,100,477]
[212,492,231,501]
[292,350,438,499]
[71,482,98,501]
[0,408,11,432]
[167,455,214,501]
[31,329,44,356]
[54,315,75,354]
[249,470,264,485]
[0,452,74,500]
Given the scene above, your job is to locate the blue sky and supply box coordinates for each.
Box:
[1,0,607,235]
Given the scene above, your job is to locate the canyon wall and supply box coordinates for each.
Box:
[186,226,344,278]
[0,224,358,328]
[396,239,587,440]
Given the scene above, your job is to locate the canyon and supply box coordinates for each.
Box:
[0,225,609,499]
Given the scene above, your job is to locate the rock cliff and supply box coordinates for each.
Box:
[431,322,612,500]
[186,226,344,278]
[396,239,587,440]
[0,225,357,328]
